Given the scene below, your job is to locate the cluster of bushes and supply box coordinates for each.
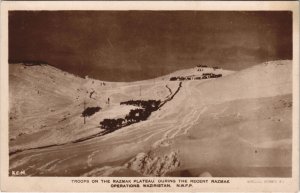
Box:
[100,100,161,134]
[100,118,124,131]
[170,76,193,81]
[120,99,161,111]
[170,73,222,81]
[197,64,208,68]
[82,106,101,117]
[125,108,153,122]
[202,73,222,79]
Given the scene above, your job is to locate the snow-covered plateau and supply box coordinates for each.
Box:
[9,60,292,177]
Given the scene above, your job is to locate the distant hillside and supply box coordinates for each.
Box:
[190,60,292,104]
[158,65,234,81]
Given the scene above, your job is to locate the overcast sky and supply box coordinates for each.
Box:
[9,11,292,81]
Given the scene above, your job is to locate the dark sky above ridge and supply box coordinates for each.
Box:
[9,11,292,81]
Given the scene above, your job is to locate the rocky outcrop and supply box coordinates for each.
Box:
[124,151,180,176]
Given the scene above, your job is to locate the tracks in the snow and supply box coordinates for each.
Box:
[10,82,184,156]
[159,82,182,108]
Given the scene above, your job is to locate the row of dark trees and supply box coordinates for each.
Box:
[170,76,192,81]
[120,99,161,111]
[197,64,208,68]
[100,118,124,131]
[170,73,222,81]
[202,73,222,78]
[100,100,161,133]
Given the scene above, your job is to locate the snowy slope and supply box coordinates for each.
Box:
[9,63,230,153]
[190,60,292,104]
[8,60,292,177]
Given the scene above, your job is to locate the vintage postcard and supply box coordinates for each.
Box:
[0,1,299,192]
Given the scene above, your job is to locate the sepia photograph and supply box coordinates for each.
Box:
[1,1,299,192]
